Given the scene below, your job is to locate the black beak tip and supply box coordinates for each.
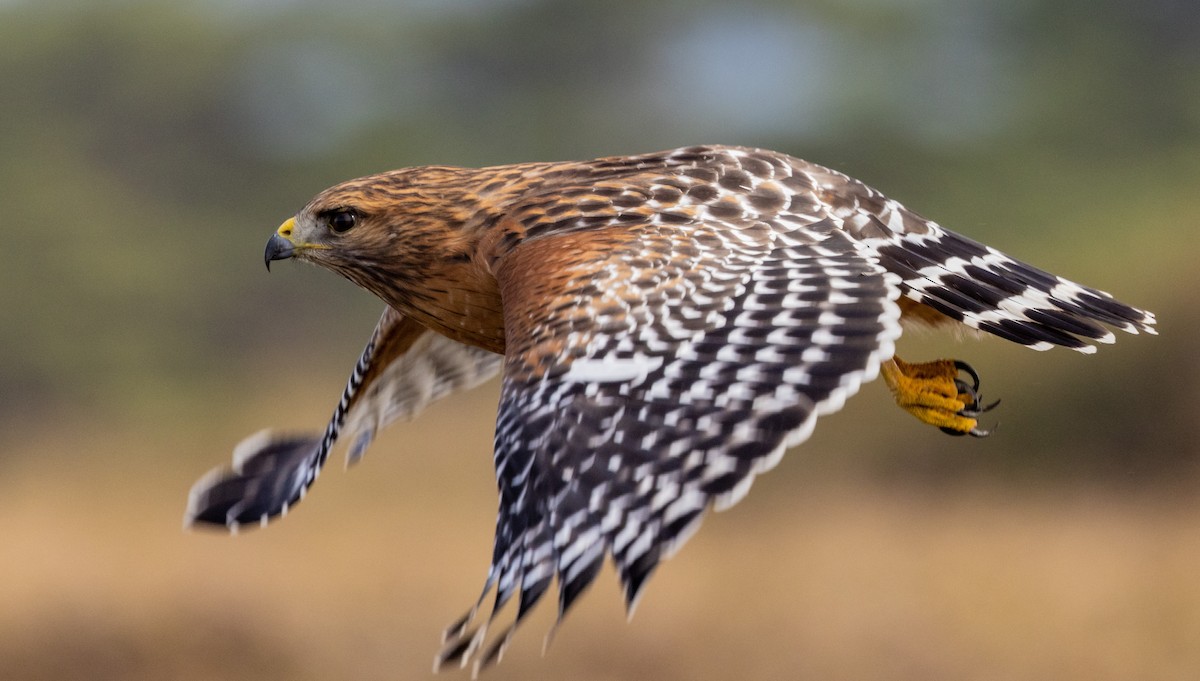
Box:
[264,233,295,271]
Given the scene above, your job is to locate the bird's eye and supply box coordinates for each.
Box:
[325,209,358,234]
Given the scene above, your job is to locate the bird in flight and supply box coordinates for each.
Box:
[186,145,1155,674]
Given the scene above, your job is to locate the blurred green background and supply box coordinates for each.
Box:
[1,1,1197,680]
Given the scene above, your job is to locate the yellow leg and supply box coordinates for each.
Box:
[880,356,997,437]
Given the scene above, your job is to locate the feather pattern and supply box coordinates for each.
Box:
[185,309,501,530]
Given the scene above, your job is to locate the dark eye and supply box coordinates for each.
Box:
[325,208,358,234]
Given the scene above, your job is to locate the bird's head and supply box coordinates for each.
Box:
[264,166,486,303]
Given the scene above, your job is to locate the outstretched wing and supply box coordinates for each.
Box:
[185,307,502,531]
[798,162,1158,347]
[437,220,902,671]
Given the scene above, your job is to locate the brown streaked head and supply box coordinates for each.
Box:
[264,165,487,286]
[264,165,517,350]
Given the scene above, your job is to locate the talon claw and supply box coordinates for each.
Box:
[953,360,982,392]
[969,421,998,438]
[952,363,999,436]
[887,357,1002,439]
[959,394,995,417]
[952,362,999,420]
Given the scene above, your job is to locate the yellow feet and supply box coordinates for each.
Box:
[881,356,999,437]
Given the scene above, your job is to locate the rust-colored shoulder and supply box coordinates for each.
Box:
[492,225,646,378]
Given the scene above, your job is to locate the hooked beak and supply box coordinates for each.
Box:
[264,218,297,271]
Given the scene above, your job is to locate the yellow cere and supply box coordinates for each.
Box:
[275,216,331,251]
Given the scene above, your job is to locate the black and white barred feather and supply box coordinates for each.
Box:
[800,159,1156,348]
[186,309,502,530]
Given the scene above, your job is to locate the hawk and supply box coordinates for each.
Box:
[186,145,1155,673]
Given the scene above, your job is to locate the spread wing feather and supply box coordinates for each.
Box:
[185,308,502,531]
[795,160,1157,349]
[437,219,902,673]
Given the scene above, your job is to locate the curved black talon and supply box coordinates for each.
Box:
[952,360,1001,413]
[953,360,982,392]
[962,397,1001,417]
[954,378,978,405]
[944,360,1000,437]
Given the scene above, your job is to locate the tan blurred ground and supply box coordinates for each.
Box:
[3,379,1198,681]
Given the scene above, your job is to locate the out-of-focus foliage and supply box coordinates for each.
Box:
[0,1,1198,679]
